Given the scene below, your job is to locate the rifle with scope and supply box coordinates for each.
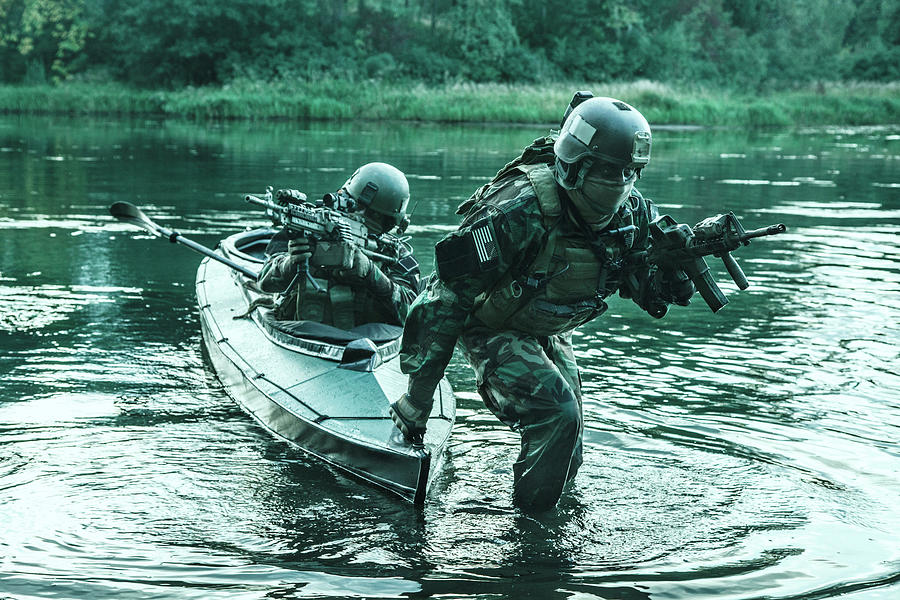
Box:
[245,187,403,271]
[625,211,787,316]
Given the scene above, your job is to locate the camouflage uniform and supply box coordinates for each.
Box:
[258,229,420,328]
[399,139,679,510]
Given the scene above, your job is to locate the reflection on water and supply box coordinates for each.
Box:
[1,115,898,599]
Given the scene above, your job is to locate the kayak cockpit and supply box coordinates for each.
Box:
[258,312,402,372]
[220,228,277,263]
[220,228,403,371]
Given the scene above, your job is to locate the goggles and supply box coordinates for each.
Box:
[585,159,637,183]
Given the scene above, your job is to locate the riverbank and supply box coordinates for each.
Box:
[1,80,898,127]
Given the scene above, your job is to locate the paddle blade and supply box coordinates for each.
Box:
[109,201,159,235]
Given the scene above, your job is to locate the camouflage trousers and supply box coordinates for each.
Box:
[458,326,583,511]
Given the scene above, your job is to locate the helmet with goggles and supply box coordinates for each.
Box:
[554,93,652,191]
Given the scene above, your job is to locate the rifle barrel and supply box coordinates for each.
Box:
[741,223,787,242]
[245,194,272,208]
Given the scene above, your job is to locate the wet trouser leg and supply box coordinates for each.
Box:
[545,331,584,483]
[459,328,583,511]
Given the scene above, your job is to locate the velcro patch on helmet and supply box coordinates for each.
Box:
[358,182,378,206]
[568,114,597,147]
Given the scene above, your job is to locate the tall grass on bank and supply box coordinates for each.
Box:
[1,80,897,126]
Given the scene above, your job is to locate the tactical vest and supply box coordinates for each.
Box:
[470,163,635,336]
[290,276,357,330]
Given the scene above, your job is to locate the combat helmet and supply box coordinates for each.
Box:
[554,93,652,190]
[343,162,410,233]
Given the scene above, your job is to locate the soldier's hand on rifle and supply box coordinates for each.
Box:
[334,246,374,282]
[284,235,313,272]
[657,267,696,306]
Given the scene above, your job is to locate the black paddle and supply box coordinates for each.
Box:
[109,201,259,279]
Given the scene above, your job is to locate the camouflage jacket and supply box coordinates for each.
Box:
[258,230,421,328]
[400,163,672,405]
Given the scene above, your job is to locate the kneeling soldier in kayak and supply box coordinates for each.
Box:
[390,95,695,511]
[258,162,421,328]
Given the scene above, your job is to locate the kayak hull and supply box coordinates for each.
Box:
[195,228,455,503]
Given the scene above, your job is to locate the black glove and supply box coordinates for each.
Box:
[657,267,695,306]
[283,235,313,272]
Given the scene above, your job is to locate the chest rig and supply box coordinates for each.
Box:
[471,163,636,336]
[272,270,354,329]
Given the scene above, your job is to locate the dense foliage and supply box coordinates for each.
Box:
[2,0,898,87]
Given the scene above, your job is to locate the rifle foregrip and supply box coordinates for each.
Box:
[721,253,749,290]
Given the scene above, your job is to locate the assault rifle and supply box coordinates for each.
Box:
[626,211,786,316]
[245,187,402,271]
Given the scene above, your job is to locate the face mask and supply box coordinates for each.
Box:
[363,211,388,235]
[567,170,636,228]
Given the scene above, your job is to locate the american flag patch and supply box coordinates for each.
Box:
[472,223,498,265]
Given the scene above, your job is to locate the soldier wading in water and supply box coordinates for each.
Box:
[390,93,696,511]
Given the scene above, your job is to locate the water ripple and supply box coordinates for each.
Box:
[3,117,900,600]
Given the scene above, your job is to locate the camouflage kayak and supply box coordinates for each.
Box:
[195,228,455,504]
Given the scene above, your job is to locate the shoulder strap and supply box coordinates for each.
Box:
[496,164,563,287]
[523,163,562,221]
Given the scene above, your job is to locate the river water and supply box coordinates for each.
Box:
[1,115,898,600]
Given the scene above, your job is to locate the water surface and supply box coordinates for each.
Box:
[1,116,898,599]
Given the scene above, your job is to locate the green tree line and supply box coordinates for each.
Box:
[2,0,898,88]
